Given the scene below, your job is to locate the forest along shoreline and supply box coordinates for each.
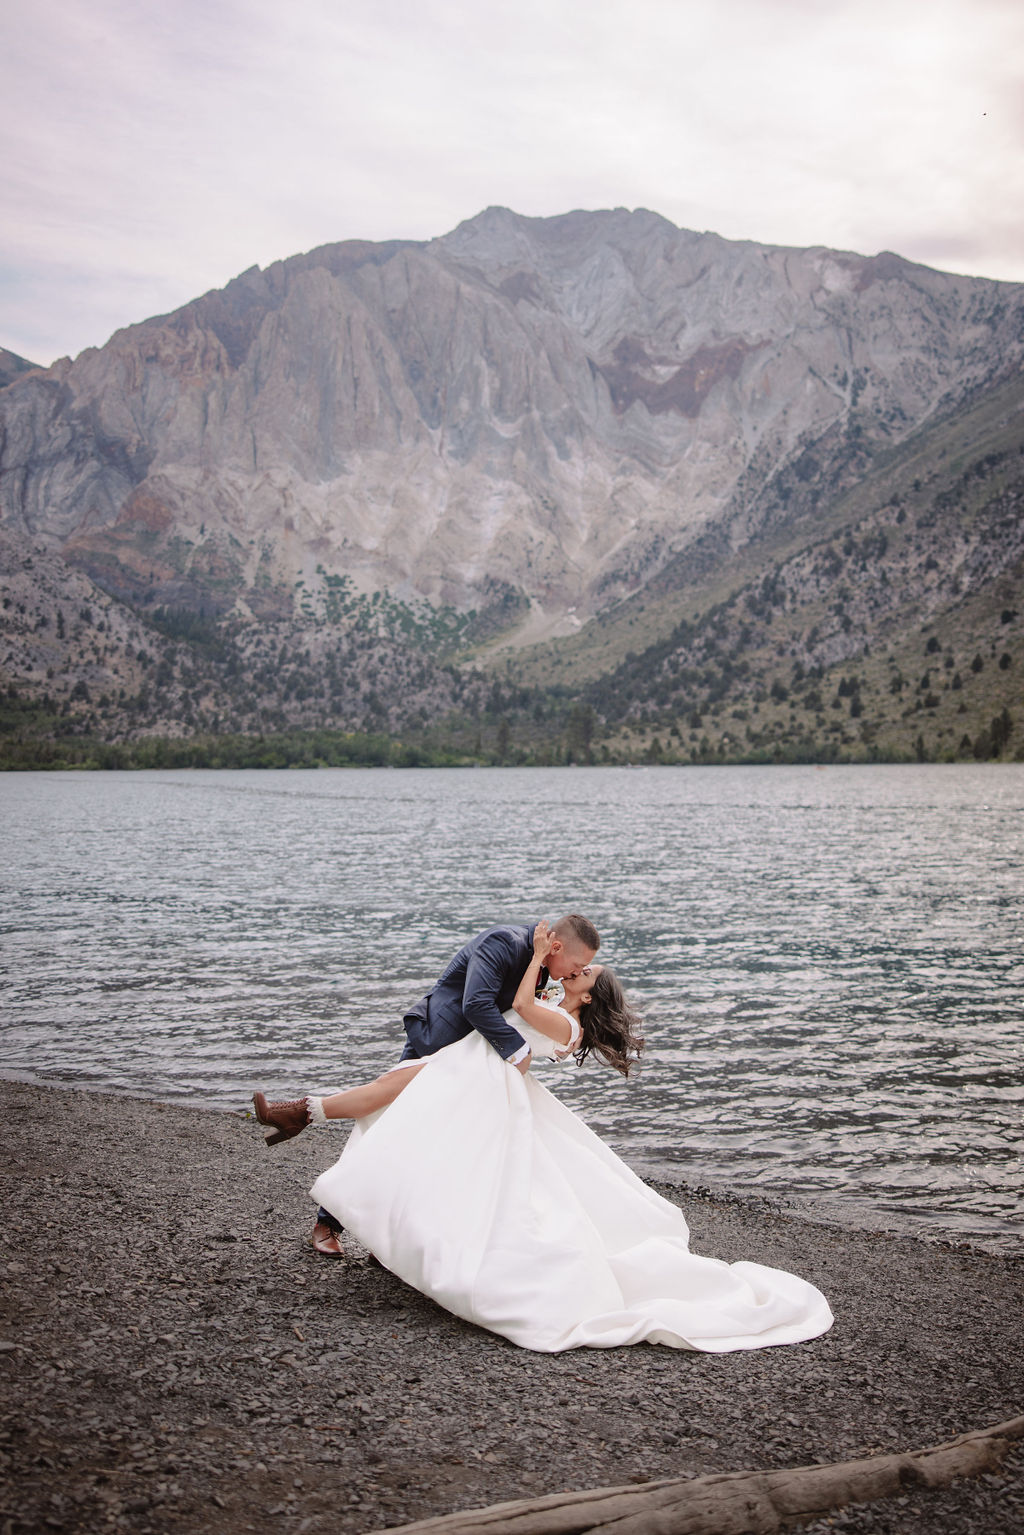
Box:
[2,1078,1022,1535]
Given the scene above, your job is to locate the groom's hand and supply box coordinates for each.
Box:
[515,1050,532,1075]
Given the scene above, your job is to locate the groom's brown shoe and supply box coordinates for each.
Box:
[252,1092,311,1146]
[311,1221,344,1257]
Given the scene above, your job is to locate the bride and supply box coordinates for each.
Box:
[254,923,834,1354]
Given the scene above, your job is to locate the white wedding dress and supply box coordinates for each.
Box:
[310,1005,834,1354]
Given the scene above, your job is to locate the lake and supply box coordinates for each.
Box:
[1,763,1021,1253]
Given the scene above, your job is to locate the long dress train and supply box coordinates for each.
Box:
[310,1025,833,1354]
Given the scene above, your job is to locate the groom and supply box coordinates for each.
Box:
[311,913,600,1254]
[400,912,600,1066]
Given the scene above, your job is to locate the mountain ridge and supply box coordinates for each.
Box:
[0,347,42,391]
[4,207,1022,614]
[1,207,1021,763]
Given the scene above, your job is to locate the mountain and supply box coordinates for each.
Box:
[1,207,1022,764]
[562,369,1024,765]
[0,347,41,391]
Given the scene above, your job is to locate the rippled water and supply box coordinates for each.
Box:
[2,764,1022,1253]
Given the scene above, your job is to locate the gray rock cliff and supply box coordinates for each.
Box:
[1,207,1022,645]
[0,347,42,392]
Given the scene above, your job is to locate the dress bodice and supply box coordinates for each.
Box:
[503,999,581,1063]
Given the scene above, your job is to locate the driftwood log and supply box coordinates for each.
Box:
[370,1414,1024,1535]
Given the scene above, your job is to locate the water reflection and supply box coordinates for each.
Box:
[2,764,1022,1252]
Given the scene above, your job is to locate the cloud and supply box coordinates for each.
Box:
[2,0,1022,365]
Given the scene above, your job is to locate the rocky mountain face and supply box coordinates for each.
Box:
[3,208,1023,627]
[1,207,1022,761]
[0,348,41,392]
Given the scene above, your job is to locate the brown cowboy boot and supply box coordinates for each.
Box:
[252,1091,320,1145]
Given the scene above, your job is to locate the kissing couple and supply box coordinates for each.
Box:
[254,914,833,1354]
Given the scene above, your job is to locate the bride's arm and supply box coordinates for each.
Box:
[512,920,575,1048]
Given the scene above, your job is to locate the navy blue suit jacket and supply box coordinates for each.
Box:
[402,923,540,1061]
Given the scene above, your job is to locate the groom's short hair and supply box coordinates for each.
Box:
[553,913,600,952]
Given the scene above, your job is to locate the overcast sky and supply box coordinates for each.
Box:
[3,0,1022,367]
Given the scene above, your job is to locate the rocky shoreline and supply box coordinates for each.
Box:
[2,1078,1022,1534]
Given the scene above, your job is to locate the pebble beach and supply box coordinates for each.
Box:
[2,1078,1022,1534]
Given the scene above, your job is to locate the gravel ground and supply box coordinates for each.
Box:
[1,1078,1022,1535]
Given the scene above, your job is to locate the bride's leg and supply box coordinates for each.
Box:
[253,1064,425,1146]
[318,1062,426,1121]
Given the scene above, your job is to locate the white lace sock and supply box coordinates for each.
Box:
[306,1095,328,1125]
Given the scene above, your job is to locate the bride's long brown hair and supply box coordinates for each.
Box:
[574,969,644,1077]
